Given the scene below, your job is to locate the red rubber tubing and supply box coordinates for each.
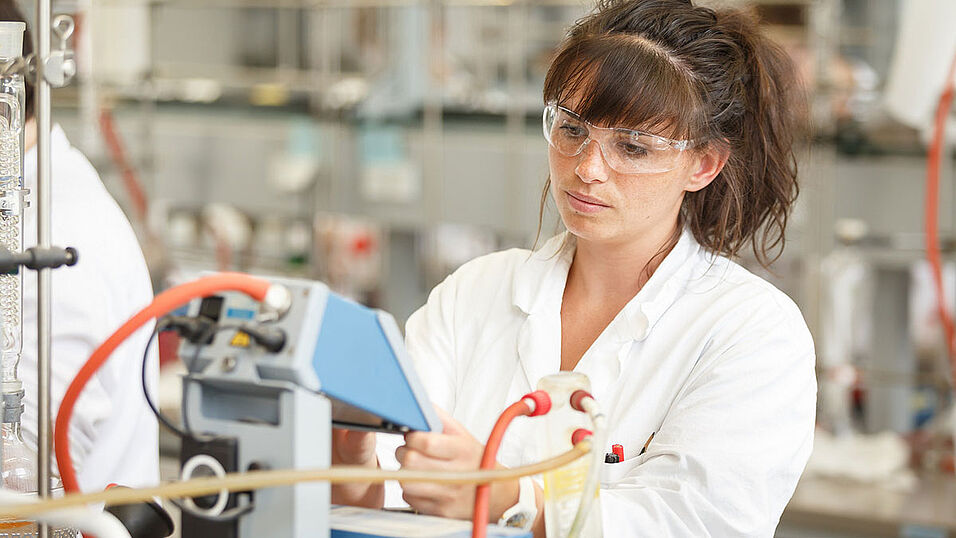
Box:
[55,273,273,493]
[926,52,956,384]
[99,107,149,224]
[471,399,533,538]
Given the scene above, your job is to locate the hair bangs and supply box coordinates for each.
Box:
[543,34,702,140]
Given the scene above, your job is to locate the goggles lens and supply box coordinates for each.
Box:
[542,104,692,174]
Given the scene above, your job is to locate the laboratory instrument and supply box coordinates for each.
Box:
[48,271,602,537]
[175,275,441,537]
[0,21,75,537]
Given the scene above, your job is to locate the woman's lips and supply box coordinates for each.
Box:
[566,191,610,213]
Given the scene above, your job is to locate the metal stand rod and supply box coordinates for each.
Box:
[36,0,53,535]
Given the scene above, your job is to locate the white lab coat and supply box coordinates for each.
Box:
[385,229,816,536]
[18,125,159,492]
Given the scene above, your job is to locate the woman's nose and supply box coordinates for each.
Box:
[574,139,610,183]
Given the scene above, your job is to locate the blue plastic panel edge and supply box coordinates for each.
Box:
[312,293,431,431]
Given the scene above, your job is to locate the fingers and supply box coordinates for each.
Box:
[401,481,462,501]
[332,428,377,466]
[403,412,480,461]
[394,410,488,521]
[402,494,443,517]
[402,431,466,461]
[402,488,474,520]
[395,444,478,472]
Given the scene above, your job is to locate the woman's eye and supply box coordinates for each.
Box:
[559,124,587,138]
[618,142,649,158]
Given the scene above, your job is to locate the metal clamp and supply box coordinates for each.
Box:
[42,14,75,87]
[0,15,76,86]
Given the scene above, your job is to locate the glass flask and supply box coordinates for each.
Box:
[0,392,75,537]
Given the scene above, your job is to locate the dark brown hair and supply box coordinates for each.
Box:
[540,0,805,267]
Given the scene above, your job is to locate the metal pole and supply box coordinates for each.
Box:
[35,0,53,535]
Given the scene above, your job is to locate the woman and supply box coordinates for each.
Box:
[334,0,816,535]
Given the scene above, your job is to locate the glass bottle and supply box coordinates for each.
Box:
[537,372,603,538]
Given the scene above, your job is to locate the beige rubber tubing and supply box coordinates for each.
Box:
[0,441,591,521]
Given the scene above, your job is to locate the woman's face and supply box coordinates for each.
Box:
[547,105,724,248]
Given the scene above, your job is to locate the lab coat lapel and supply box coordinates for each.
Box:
[573,229,700,407]
[512,233,572,392]
[516,310,562,392]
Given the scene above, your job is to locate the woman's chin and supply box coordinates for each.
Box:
[561,216,615,243]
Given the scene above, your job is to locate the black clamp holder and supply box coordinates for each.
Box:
[0,245,78,274]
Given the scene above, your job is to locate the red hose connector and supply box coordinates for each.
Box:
[55,273,279,493]
[569,390,593,412]
[571,428,593,445]
[522,390,552,417]
[473,393,552,538]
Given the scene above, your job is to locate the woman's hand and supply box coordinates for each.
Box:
[330,428,384,508]
[396,409,518,521]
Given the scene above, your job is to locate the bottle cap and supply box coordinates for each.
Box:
[0,22,25,60]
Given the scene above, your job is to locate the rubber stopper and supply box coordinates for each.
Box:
[571,428,593,445]
[522,390,552,416]
[569,390,593,412]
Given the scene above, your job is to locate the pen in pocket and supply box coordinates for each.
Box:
[638,432,655,456]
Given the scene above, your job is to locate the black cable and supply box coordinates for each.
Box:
[142,320,243,439]
[181,322,245,437]
[142,323,190,439]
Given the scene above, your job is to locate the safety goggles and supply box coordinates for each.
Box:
[542,103,694,174]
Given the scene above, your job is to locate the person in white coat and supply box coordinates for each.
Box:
[333,1,816,536]
[2,1,160,492]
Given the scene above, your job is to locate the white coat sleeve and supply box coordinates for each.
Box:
[19,269,114,482]
[599,294,817,537]
[377,270,461,508]
[403,270,461,414]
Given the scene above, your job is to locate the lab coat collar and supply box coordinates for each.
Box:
[512,227,702,342]
[512,232,574,315]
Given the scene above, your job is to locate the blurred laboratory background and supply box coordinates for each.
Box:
[17,0,956,536]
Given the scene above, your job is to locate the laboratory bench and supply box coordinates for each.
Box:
[777,474,956,538]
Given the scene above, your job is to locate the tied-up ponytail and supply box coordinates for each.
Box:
[682,7,803,266]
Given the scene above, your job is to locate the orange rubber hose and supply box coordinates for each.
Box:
[926,53,956,384]
[472,400,532,538]
[55,273,272,493]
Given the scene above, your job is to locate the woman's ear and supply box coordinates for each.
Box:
[684,145,729,193]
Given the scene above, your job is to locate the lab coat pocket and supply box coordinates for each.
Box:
[599,453,644,487]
